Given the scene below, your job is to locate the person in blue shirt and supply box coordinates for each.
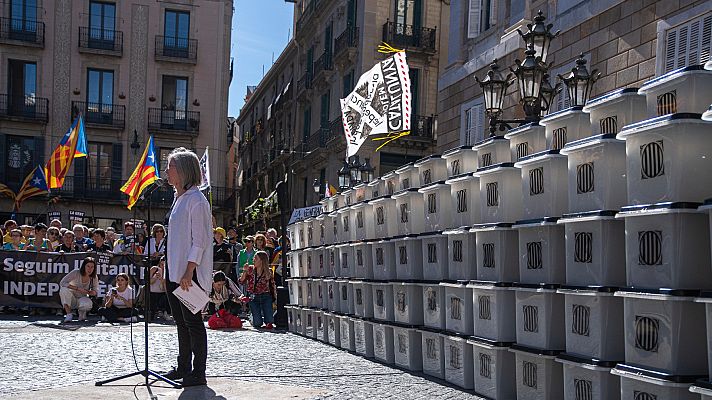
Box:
[2,229,25,251]
[73,224,94,250]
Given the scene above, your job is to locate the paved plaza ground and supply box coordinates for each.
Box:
[0,316,483,399]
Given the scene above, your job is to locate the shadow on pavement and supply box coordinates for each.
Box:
[178,386,227,400]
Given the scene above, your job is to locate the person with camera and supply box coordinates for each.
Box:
[147,257,170,320]
[239,251,277,329]
[207,271,242,329]
[98,273,136,323]
[113,221,137,255]
[59,257,99,322]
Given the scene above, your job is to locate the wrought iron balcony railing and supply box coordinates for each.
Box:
[148,108,200,133]
[382,21,436,53]
[334,26,359,58]
[155,35,197,61]
[312,52,333,79]
[72,101,125,128]
[0,17,44,46]
[296,72,312,96]
[0,94,49,123]
[78,27,123,54]
[405,114,435,141]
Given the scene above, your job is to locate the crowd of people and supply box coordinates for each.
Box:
[0,216,288,330]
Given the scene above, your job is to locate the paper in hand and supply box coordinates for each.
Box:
[172,285,210,314]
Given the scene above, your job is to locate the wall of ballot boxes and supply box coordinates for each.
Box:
[285,65,712,399]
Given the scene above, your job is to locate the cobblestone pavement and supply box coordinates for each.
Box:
[0,316,483,399]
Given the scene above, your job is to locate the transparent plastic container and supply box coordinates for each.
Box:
[351,240,374,279]
[558,286,624,361]
[369,195,398,238]
[582,87,647,136]
[393,235,424,280]
[468,338,516,400]
[339,314,355,351]
[393,325,423,371]
[393,281,424,325]
[557,355,620,400]
[612,364,698,400]
[336,206,353,243]
[505,122,547,162]
[442,145,479,177]
[395,162,420,190]
[616,290,708,376]
[353,316,374,357]
[471,223,520,283]
[618,203,712,290]
[287,278,300,305]
[515,218,567,285]
[560,211,626,287]
[560,134,628,213]
[422,282,446,330]
[351,200,374,241]
[325,311,341,347]
[325,278,339,312]
[444,227,477,281]
[420,231,449,280]
[420,328,445,379]
[442,282,474,335]
[510,345,564,400]
[371,239,397,280]
[514,284,566,351]
[540,106,590,150]
[392,188,425,235]
[372,322,395,364]
[472,136,512,167]
[315,278,328,309]
[336,242,353,278]
[418,181,453,231]
[326,244,339,277]
[315,310,327,342]
[381,170,399,196]
[443,334,474,389]
[637,65,712,117]
[367,178,385,200]
[285,305,297,333]
[468,281,516,343]
[446,173,481,228]
[414,154,449,186]
[618,115,712,205]
[303,218,316,248]
[337,279,353,315]
[372,281,395,322]
[474,163,523,224]
[351,280,373,318]
[303,308,315,338]
[515,150,569,219]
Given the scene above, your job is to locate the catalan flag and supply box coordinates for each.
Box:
[0,183,15,200]
[121,135,159,210]
[325,182,337,197]
[45,115,88,189]
[14,166,49,210]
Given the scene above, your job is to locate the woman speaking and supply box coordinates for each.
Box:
[163,147,213,387]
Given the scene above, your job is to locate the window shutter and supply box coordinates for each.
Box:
[472,102,485,142]
[489,0,498,27]
[111,143,123,193]
[462,108,473,146]
[664,13,712,73]
[468,0,482,39]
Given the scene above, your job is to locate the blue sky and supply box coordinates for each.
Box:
[228,1,294,118]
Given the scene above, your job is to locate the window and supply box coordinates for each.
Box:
[662,12,712,73]
[1,134,42,189]
[461,99,485,146]
[302,105,311,141]
[409,68,420,118]
[7,60,36,115]
[86,69,114,123]
[160,76,189,128]
[467,0,498,39]
[164,10,190,53]
[10,0,37,35]
[86,142,113,190]
[320,90,330,128]
[342,70,355,97]
[89,1,116,47]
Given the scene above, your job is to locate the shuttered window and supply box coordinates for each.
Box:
[663,12,712,73]
[462,101,485,146]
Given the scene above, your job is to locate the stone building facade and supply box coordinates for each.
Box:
[437,0,711,152]
[0,0,234,228]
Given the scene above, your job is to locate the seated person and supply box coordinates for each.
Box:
[55,231,82,253]
[59,257,99,322]
[98,273,136,323]
[88,228,112,252]
[208,271,242,316]
[26,223,50,251]
[2,229,25,251]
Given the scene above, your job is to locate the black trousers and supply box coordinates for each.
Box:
[165,268,207,378]
[98,306,134,322]
[149,291,169,315]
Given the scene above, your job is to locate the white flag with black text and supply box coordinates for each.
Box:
[198,147,211,191]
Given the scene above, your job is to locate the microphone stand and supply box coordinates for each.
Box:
[95,179,181,393]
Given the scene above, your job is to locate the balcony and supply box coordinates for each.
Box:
[296,72,312,101]
[155,36,197,63]
[295,0,320,35]
[0,94,48,123]
[382,21,436,53]
[312,52,333,83]
[71,101,125,129]
[334,26,359,66]
[0,17,44,47]
[78,27,123,56]
[400,114,435,142]
[148,108,200,134]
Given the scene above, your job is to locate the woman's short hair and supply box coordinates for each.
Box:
[80,257,97,277]
[93,228,106,239]
[47,226,60,236]
[168,147,202,190]
[213,271,227,282]
[254,233,267,245]
[151,223,165,236]
[115,272,130,283]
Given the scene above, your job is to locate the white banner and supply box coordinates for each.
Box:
[288,204,324,225]
[340,51,411,157]
[198,147,211,191]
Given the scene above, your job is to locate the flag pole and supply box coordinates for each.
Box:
[86,152,96,226]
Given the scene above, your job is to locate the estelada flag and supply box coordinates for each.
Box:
[0,183,15,200]
[45,115,87,189]
[121,135,159,210]
[14,166,49,210]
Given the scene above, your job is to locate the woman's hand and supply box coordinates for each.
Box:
[180,270,193,291]
[87,290,97,296]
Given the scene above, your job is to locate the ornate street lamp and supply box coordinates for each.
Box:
[349,155,361,184]
[513,44,547,116]
[475,59,514,117]
[559,53,600,107]
[312,178,321,194]
[518,10,559,64]
[539,73,561,115]
[338,160,351,189]
[360,158,375,183]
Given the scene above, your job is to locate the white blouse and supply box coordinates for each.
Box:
[166,186,213,291]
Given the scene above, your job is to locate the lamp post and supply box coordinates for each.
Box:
[338,160,351,190]
[475,11,600,135]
